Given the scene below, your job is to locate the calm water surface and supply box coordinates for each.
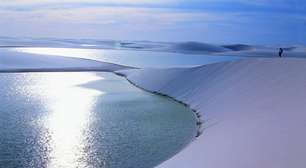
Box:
[0,72,196,168]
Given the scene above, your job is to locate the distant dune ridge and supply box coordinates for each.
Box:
[222,44,254,51]
[170,42,230,53]
[1,37,306,58]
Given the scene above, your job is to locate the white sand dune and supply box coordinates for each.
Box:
[118,58,306,168]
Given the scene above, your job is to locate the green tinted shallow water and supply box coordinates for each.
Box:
[0,72,196,168]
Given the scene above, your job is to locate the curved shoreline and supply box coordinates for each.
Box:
[116,73,204,138]
[0,67,203,138]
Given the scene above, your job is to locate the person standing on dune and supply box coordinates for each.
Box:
[279,48,284,57]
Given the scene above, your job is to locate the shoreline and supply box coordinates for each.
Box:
[116,73,204,138]
[0,68,202,138]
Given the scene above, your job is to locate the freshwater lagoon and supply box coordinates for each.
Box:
[0,72,197,168]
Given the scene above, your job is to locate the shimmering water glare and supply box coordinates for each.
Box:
[0,72,197,168]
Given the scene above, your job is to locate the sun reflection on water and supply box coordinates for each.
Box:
[36,73,104,168]
[1,72,198,168]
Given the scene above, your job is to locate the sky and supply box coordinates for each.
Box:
[0,0,305,45]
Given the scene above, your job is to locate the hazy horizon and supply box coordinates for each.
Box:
[0,0,305,45]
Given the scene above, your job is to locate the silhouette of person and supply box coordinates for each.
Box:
[279,48,284,57]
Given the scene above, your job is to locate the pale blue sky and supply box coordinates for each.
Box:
[0,0,305,45]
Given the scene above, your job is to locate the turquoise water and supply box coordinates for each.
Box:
[0,72,196,168]
[13,47,240,68]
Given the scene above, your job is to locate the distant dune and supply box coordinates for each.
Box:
[170,42,229,53]
[222,44,254,51]
[1,37,305,58]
